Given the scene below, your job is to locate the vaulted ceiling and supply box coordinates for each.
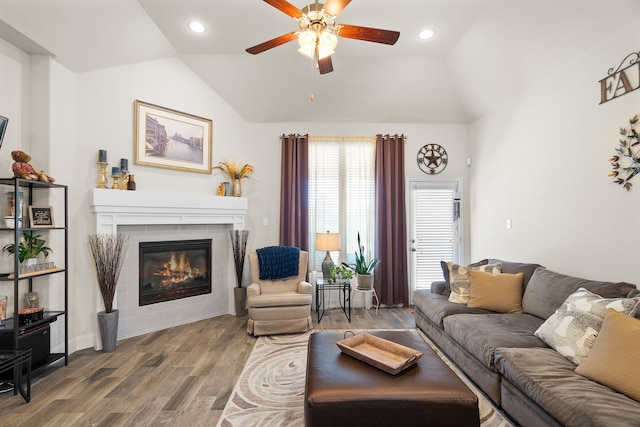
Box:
[1,0,638,123]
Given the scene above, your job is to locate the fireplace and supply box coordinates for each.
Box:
[139,239,212,306]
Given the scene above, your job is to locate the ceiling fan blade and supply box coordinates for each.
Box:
[323,0,352,17]
[318,55,334,74]
[337,24,400,45]
[263,0,304,19]
[246,32,298,54]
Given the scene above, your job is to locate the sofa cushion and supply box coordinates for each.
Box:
[534,287,640,365]
[448,262,502,304]
[522,267,636,320]
[576,309,640,402]
[468,270,524,314]
[487,259,542,289]
[443,313,546,369]
[247,291,312,308]
[440,259,488,295]
[412,290,495,328]
[495,347,640,427]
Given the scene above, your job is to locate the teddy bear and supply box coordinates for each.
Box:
[11,150,55,182]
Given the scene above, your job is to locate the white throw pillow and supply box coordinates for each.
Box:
[534,287,640,365]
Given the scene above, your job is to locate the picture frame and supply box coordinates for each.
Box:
[134,100,212,174]
[28,206,55,228]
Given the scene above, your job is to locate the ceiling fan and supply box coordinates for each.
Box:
[245,0,400,74]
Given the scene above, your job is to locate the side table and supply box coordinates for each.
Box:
[315,278,351,323]
[0,349,32,403]
[352,287,379,312]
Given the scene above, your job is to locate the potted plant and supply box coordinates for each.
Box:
[230,229,249,317]
[2,231,52,265]
[88,233,128,352]
[329,264,353,284]
[343,232,380,290]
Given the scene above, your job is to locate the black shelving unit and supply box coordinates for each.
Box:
[0,178,68,380]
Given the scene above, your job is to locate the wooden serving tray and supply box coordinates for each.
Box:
[336,333,423,375]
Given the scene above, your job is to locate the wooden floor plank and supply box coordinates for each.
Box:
[0,308,415,425]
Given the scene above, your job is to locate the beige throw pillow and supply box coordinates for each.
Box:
[447,262,502,304]
[468,270,524,313]
[575,309,640,402]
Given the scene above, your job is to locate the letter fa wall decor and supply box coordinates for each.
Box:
[600,50,640,104]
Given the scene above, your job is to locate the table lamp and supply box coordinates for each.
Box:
[316,231,340,279]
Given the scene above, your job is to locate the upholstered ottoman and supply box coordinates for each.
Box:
[304,330,479,427]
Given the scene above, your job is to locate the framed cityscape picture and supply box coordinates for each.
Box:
[134,100,212,174]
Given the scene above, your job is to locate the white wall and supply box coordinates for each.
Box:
[469,18,640,284]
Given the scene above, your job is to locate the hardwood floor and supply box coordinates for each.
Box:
[0,307,415,426]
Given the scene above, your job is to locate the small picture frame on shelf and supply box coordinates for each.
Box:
[28,206,55,228]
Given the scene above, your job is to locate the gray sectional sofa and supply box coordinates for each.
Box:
[413,259,640,427]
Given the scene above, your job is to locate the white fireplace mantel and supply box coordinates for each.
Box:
[91,188,247,233]
[89,189,247,350]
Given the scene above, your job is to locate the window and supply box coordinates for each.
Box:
[308,136,376,273]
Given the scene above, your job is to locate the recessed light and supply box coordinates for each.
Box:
[188,21,206,33]
[418,28,435,40]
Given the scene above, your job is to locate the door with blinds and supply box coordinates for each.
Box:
[409,180,462,299]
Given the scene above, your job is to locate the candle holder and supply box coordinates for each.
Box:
[119,170,128,190]
[97,162,108,189]
[111,173,120,189]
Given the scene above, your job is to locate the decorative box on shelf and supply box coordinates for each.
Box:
[18,307,44,326]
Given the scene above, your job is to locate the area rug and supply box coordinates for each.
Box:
[216,329,514,427]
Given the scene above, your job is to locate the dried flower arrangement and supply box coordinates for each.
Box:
[230,230,249,288]
[214,160,254,180]
[609,114,640,191]
[88,233,128,313]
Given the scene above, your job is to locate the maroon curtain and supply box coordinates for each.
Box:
[279,134,309,251]
[374,134,408,306]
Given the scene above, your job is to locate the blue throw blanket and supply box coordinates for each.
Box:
[256,246,300,280]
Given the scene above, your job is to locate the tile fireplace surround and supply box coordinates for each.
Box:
[91,189,247,349]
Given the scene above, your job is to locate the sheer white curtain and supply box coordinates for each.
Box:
[308,136,376,274]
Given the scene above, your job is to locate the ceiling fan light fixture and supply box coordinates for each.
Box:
[318,31,337,58]
[297,29,336,60]
[297,30,317,58]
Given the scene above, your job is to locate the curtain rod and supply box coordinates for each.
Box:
[280,134,408,139]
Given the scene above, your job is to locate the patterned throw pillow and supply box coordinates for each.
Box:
[447,262,502,304]
[534,287,640,365]
[440,259,488,296]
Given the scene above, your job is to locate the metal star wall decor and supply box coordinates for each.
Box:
[417,144,448,175]
[609,114,640,191]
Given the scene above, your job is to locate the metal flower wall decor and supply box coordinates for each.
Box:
[609,114,640,191]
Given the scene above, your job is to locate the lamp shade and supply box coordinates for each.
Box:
[316,232,339,251]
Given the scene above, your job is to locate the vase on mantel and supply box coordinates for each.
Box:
[232,179,242,197]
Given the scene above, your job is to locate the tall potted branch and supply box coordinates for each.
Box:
[230,230,249,317]
[343,232,380,290]
[88,233,128,352]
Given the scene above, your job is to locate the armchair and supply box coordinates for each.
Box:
[246,248,313,336]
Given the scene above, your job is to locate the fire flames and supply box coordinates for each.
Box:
[153,252,200,286]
